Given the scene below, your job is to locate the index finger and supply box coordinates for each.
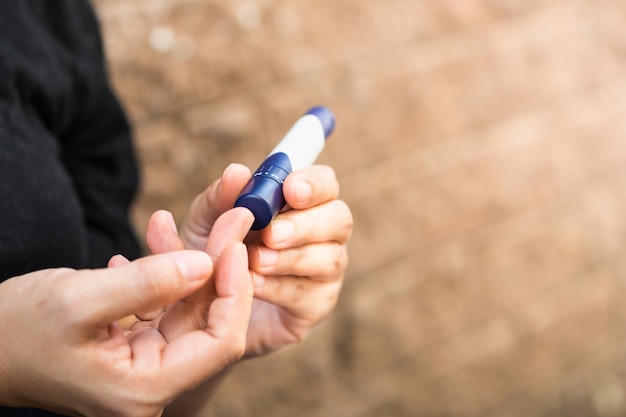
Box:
[158,243,253,392]
[283,165,339,210]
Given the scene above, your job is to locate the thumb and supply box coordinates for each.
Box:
[146,210,187,254]
[68,250,214,330]
[181,163,251,249]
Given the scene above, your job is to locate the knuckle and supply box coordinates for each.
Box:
[304,210,322,237]
[292,245,307,267]
[272,276,285,299]
[332,243,349,273]
[48,275,81,322]
[336,200,354,233]
[318,243,348,278]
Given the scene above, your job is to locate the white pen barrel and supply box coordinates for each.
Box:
[268,114,327,171]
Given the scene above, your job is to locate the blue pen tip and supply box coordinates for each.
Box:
[305,106,335,139]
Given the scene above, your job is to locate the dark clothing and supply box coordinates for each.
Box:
[0,0,140,278]
[0,1,141,415]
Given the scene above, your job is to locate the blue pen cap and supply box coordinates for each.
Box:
[235,153,292,230]
[235,106,334,230]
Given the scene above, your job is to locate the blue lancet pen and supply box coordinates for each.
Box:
[235,106,336,230]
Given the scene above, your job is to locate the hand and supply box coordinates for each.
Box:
[0,247,253,417]
[245,164,352,356]
[146,163,353,358]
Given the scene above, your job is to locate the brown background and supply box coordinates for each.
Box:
[93,0,626,416]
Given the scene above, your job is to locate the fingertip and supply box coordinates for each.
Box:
[233,206,255,232]
[222,163,252,195]
[293,179,312,206]
[284,165,339,209]
[164,211,179,235]
[223,163,252,181]
[211,164,253,215]
[206,207,256,258]
[108,254,130,268]
[146,210,186,254]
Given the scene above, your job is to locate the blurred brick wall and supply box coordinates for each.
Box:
[93,0,626,416]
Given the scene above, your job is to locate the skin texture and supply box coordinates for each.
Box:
[0,244,253,416]
[0,163,352,417]
[158,163,353,416]
[148,163,353,359]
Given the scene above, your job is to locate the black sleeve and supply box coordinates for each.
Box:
[50,0,143,267]
[57,23,143,267]
[0,1,141,415]
[0,0,141,280]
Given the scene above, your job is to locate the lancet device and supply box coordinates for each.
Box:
[235,106,336,230]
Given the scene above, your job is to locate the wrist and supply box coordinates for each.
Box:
[0,290,21,407]
[0,355,15,406]
[163,367,233,417]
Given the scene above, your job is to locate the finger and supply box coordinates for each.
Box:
[207,242,253,338]
[65,250,214,330]
[204,207,255,260]
[261,199,353,249]
[136,308,165,321]
[249,242,348,281]
[159,243,253,392]
[128,327,168,370]
[177,207,253,306]
[252,274,343,320]
[146,210,187,254]
[108,254,130,268]
[108,255,143,330]
[157,208,255,340]
[283,165,339,209]
[108,254,164,327]
[181,164,251,249]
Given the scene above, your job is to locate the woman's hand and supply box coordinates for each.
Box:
[146,163,353,358]
[0,245,253,417]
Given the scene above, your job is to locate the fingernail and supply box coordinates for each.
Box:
[173,251,213,282]
[222,163,237,181]
[271,220,294,245]
[165,211,178,234]
[295,180,312,205]
[258,246,279,267]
